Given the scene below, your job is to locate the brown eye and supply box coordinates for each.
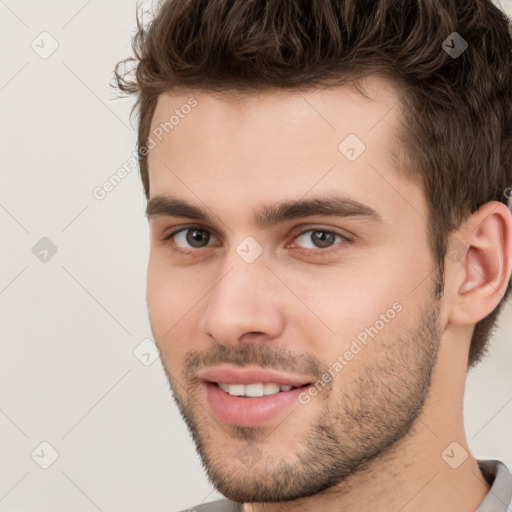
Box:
[294,229,344,250]
[185,228,210,248]
[166,227,214,249]
[310,230,337,248]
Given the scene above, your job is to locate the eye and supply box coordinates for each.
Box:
[163,225,219,252]
[291,228,348,252]
[162,224,350,257]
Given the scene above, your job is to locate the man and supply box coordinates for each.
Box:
[113,0,512,510]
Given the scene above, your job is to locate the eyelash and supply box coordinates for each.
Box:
[161,223,352,257]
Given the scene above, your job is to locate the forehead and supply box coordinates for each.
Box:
[147,76,404,170]
[145,76,422,228]
[150,76,402,151]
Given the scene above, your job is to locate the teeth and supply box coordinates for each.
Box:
[217,383,297,397]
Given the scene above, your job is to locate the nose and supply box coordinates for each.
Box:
[199,254,286,347]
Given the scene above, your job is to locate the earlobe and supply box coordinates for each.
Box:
[449,201,512,326]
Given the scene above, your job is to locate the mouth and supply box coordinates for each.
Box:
[197,366,315,426]
[212,381,311,398]
[203,380,313,427]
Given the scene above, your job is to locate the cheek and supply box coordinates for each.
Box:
[146,256,167,323]
[146,254,211,356]
[146,256,186,346]
[146,276,185,374]
[297,247,429,354]
[147,253,196,315]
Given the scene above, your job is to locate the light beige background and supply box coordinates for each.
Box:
[1,1,511,511]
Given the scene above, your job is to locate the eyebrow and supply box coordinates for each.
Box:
[145,194,383,228]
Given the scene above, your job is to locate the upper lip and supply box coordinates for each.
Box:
[199,365,314,387]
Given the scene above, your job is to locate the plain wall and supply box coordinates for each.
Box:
[1,1,511,510]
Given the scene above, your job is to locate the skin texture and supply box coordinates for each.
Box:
[145,76,512,511]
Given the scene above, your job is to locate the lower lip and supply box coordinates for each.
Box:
[204,382,311,427]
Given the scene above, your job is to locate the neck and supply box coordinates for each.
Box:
[243,337,491,512]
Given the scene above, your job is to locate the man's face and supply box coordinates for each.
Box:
[145,78,444,502]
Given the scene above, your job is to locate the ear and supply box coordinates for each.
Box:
[447,201,512,326]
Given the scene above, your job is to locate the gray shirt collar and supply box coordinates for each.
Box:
[475,459,512,512]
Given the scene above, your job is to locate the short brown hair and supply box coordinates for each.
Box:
[113,0,512,368]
